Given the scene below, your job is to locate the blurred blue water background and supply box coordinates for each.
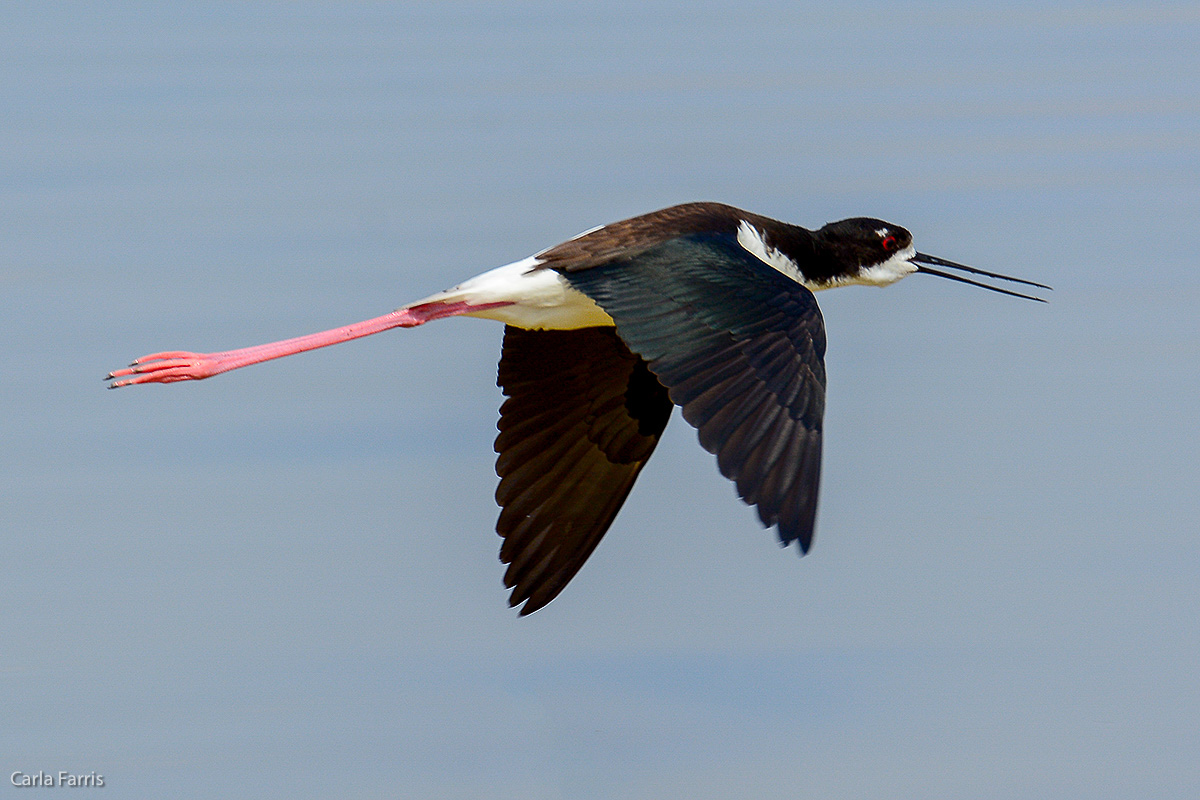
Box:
[2,3,1198,798]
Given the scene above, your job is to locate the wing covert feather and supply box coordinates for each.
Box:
[558,233,828,550]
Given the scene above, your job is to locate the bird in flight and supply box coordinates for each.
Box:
[108,202,1048,614]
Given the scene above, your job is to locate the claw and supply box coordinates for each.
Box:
[105,352,218,388]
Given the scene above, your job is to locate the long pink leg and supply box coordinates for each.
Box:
[106,300,512,388]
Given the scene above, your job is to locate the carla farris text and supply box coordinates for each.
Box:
[11,771,104,788]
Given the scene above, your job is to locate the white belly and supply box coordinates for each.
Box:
[412,256,615,330]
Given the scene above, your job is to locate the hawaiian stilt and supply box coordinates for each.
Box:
[108,202,1049,614]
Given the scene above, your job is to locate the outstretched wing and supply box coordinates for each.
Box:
[495,325,673,615]
[553,232,828,551]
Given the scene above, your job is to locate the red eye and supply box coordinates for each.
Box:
[882,235,897,251]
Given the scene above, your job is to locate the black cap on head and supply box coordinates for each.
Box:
[815,218,913,272]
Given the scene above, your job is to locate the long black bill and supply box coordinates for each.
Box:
[912,252,1051,302]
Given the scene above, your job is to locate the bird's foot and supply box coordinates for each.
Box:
[106,351,222,388]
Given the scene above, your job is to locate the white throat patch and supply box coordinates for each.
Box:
[856,244,918,286]
[736,221,803,283]
[807,243,918,291]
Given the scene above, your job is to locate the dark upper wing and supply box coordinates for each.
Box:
[495,325,673,615]
[550,231,828,551]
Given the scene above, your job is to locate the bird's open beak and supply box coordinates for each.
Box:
[911,253,1051,302]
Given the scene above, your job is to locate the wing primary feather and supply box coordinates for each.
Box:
[493,326,672,613]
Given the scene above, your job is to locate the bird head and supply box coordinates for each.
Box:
[814,217,1049,301]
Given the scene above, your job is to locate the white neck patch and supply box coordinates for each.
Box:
[736,220,803,283]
